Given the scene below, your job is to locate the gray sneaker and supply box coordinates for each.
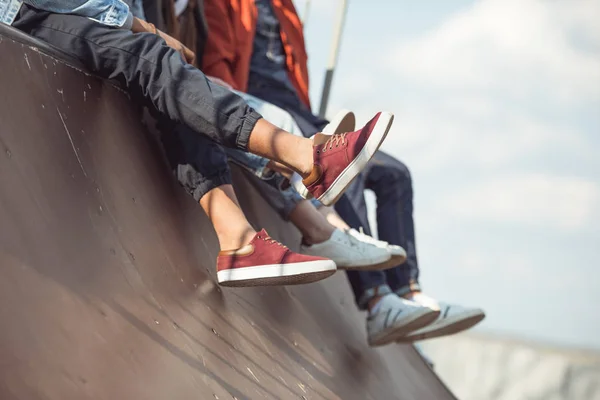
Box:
[367,294,439,347]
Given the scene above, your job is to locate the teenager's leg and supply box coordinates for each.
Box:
[199,184,256,251]
[159,124,336,286]
[12,7,309,178]
[159,123,256,248]
[318,206,351,230]
[288,200,335,245]
[363,152,421,295]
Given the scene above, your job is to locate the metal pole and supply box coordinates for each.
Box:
[318,0,349,118]
[302,0,311,26]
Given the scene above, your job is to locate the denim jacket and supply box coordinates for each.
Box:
[0,0,133,28]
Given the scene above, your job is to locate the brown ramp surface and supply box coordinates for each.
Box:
[0,25,455,400]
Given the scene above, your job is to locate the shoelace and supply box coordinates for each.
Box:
[343,230,363,249]
[256,234,288,248]
[358,227,388,246]
[321,133,347,152]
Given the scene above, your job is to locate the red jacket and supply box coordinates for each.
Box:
[202,0,311,108]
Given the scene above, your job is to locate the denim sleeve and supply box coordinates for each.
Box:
[21,0,133,28]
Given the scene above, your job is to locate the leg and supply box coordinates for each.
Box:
[364,152,421,295]
[227,91,304,181]
[200,185,256,251]
[159,123,255,250]
[317,206,351,230]
[15,6,385,206]
[159,123,336,286]
[363,152,486,342]
[288,200,334,245]
[12,7,307,176]
[333,194,386,308]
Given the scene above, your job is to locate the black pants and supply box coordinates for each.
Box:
[13,4,261,201]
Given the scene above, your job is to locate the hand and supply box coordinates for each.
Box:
[206,75,233,89]
[156,30,196,65]
[131,17,196,65]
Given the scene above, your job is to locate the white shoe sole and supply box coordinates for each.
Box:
[335,250,391,269]
[368,308,439,347]
[353,253,406,271]
[217,259,337,287]
[317,112,394,206]
[397,309,486,343]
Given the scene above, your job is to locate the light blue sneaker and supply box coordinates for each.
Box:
[367,294,439,347]
[397,293,485,343]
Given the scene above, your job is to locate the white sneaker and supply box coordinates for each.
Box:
[367,294,439,347]
[348,228,407,270]
[291,110,356,199]
[397,293,486,343]
[300,228,391,270]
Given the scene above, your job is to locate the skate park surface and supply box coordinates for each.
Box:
[0,24,455,400]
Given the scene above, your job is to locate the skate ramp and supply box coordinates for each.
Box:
[0,25,455,400]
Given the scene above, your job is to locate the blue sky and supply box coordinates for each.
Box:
[294,0,600,349]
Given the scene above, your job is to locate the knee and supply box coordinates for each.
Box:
[370,160,413,192]
[390,160,412,186]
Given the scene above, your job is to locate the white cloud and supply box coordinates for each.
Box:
[388,0,600,106]
[316,0,600,348]
[334,0,600,175]
[435,174,600,230]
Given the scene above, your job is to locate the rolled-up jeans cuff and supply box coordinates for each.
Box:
[236,110,262,151]
[395,282,422,297]
[357,284,392,310]
[310,198,322,209]
[225,148,273,180]
[189,170,232,202]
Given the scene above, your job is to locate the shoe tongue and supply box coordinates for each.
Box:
[312,132,331,146]
[254,229,269,240]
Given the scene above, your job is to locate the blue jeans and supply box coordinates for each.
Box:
[249,80,421,309]
[344,151,421,299]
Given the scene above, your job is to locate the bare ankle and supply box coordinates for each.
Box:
[289,201,335,245]
[303,225,334,245]
[217,227,256,251]
[298,138,314,178]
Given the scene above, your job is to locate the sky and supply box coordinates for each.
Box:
[294,0,600,350]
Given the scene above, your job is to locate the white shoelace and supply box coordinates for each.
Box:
[355,227,389,247]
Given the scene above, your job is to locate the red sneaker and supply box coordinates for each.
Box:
[302,112,393,206]
[217,229,337,287]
